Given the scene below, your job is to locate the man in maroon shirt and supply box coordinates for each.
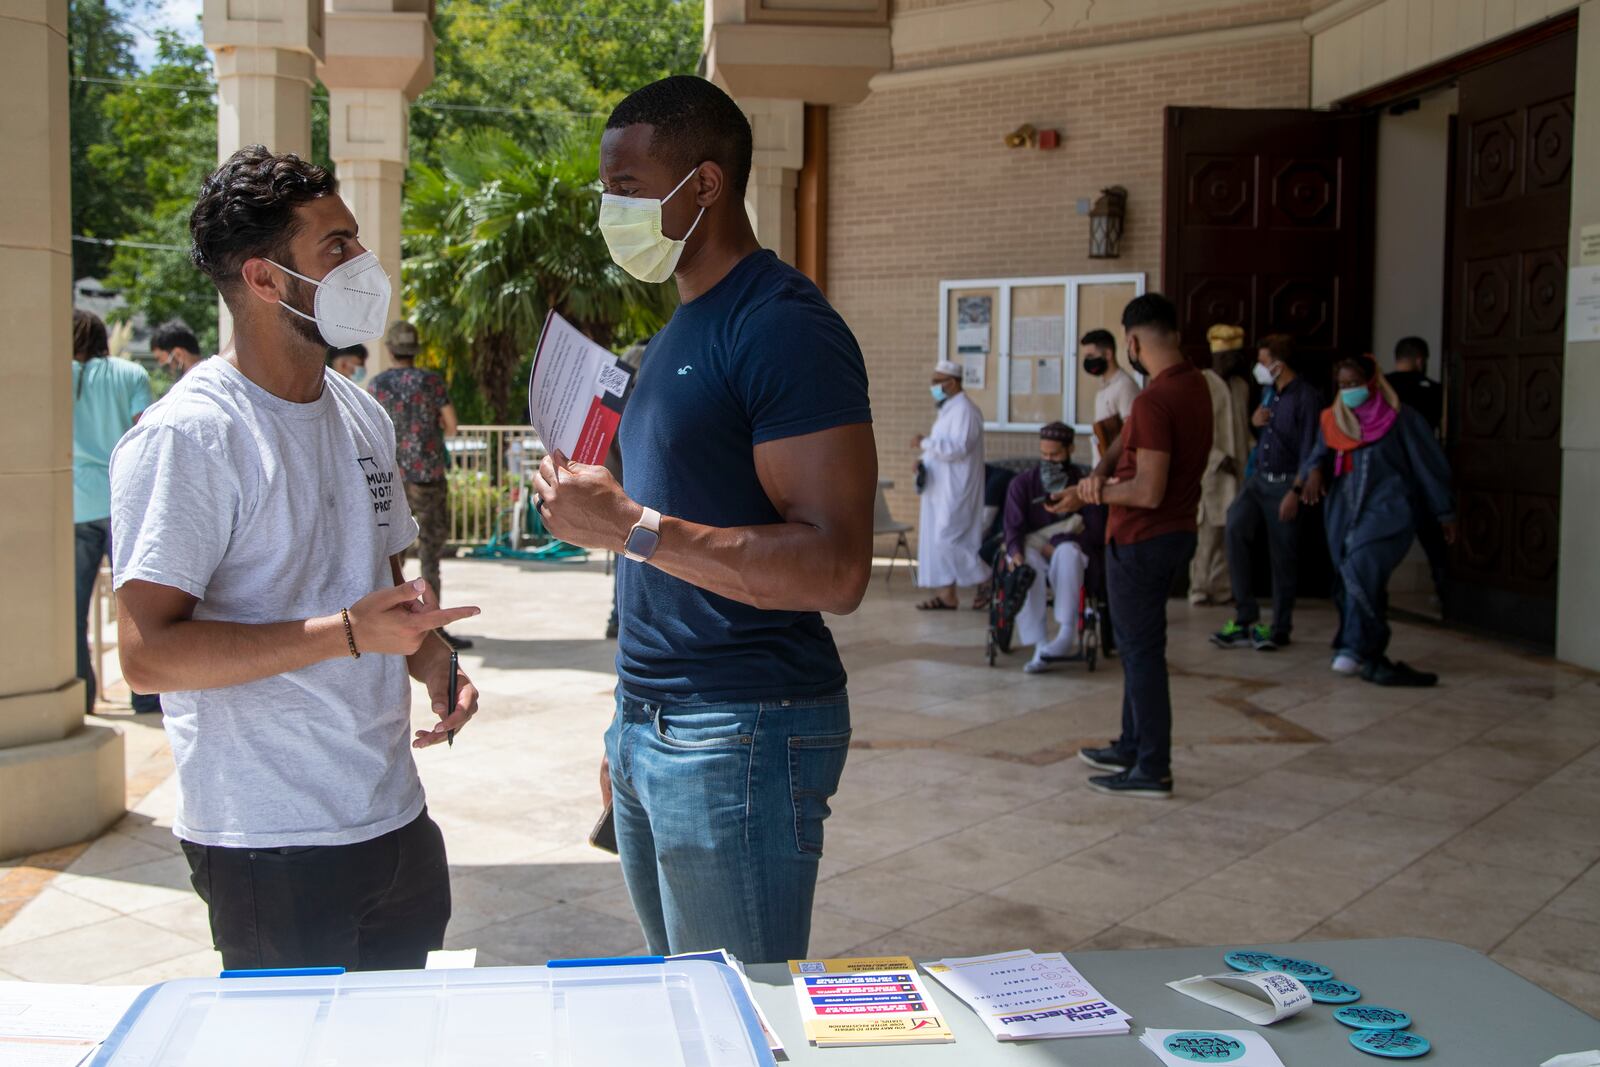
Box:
[1048,293,1212,798]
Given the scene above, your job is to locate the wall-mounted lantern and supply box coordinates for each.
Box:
[1089,186,1127,259]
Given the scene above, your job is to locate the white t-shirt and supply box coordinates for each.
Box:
[1095,369,1140,423]
[110,358,423,848]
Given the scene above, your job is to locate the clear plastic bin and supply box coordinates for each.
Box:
[91,960,775,1067]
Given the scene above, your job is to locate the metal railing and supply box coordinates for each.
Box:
[446,426,546,546]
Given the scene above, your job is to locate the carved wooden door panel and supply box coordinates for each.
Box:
[1445,30,1574,646]
[1162,107,1376,388]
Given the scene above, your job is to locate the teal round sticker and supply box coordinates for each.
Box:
[1162,1031,1247,1062]
[1224,951,1279,972]
[1335,1006,1412,1030]
[1305,979,1362,1003]
[1261,955,1334,983]
[1350,1029,1431,1058]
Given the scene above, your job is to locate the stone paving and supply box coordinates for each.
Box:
[1,556,1596,1018]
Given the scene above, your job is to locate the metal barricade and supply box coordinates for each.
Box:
[446,426,546,547]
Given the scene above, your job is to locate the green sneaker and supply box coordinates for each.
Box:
[1210,620,1252,649]
[1250,624,1279,651]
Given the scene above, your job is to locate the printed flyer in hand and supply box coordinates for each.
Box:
[788,957,955,1047]
[527,310,634,465]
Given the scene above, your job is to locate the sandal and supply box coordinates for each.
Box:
[916,597,957,611]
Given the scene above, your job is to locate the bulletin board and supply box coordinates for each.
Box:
[939,272,1146,432]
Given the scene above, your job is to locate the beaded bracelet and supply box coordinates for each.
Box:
[341,607,361,659]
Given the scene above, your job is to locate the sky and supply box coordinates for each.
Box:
[129,0,204,68]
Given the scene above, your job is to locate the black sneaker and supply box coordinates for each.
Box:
[441,630,475,651]
[1087,770,1173,799]
[1361,657,1437,687]
[1249,624,1279,651]
[1210,620,1253,648]
[1078,745,1132,773]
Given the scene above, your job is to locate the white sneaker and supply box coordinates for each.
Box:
[1024,654,1055,675]
[1331,653,1362,676]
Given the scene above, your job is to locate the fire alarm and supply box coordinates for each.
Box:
[1038,129,1061,150]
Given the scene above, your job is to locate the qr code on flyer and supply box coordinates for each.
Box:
[597,364,629,398]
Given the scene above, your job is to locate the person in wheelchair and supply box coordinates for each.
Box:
[1002,422,1107,673]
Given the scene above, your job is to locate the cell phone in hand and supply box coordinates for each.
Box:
[589,804,618,854]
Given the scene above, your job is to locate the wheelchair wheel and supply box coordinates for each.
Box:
[1084,624,1099,673]
[986,631,997,667]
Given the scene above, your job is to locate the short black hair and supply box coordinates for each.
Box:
[1080,329,1116,353]
[190,145,337,294]
[328,343,368,361]
[1121,292,1179,336]
[73,309,109,359]
[150,319,199,354]
[1394,336,1429,365]
[1258,333,1298,372]
[606,76,753,196]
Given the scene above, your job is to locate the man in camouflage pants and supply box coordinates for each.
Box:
[369,320,473,650]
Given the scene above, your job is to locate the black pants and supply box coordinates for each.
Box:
[1414,506,1449,598]
[74,519,160,715]
[182,809,451,972]
[1224,474,1300,637]
[1109,531,1195,781]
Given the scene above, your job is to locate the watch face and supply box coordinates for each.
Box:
[626,526,661,560]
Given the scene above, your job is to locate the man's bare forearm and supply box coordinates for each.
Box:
[1094,434,1124,479]
[647,519,870,615]
[120,613,348,693]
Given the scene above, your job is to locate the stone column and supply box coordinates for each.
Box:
[0,0,125,860]
[319,2,434,376]
[203,0,324,344]
[741,97,805,265]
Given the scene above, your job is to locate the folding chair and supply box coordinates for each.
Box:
[874,484,916,585]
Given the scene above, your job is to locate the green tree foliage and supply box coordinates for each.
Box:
[404,128,677,424]
[96,31,220,350]
[69,0,142,279]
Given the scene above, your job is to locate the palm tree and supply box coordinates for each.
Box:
[403,126,675,423]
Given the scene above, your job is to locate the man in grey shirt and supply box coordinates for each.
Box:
[110,146,481,970]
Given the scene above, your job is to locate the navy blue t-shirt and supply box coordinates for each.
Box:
[615,250,872,703]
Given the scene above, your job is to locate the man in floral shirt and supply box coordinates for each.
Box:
[370,320,472,649]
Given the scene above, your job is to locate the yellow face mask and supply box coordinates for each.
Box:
[598,167,705,284]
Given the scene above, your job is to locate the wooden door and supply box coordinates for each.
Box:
[1162,107,1376,386]
[1163,107,1376,600]
[1443,31,1574,646]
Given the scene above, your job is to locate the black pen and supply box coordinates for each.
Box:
[446,646,459,747]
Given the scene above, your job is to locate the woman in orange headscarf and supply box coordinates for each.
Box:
[1300,355,1456,686]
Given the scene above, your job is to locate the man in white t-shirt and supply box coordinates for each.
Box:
[1081,328,1140,464]
[110,146,481,972]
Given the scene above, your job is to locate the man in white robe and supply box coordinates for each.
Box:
[914,360,989,609]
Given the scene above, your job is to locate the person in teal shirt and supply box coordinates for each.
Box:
[72,309,158,713]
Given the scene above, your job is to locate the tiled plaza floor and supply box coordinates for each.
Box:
[2,556,1597,1017]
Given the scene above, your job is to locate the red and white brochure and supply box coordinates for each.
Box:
[527,311,633,465]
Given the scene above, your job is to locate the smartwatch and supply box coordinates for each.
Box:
[623,506,662,563]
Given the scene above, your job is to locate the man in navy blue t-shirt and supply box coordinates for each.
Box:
[532,76,878,964]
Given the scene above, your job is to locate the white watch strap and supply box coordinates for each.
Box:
[624,507,661,562]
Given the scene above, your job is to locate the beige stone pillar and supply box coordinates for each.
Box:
[741,97,805,265]
[1558,0,1600,670]
[319,2,434,376]
[0,0,125,860]
[203,0,324,346]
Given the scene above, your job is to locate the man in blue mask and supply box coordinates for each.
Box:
[913,360,989,609]
[530,76,877,965]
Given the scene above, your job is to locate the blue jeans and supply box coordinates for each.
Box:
[605,690,851,964]
[1108,531,1196,780]
[75,518,160,715]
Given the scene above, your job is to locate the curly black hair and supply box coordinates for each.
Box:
[606,76,753,195]
[189,146,337,293]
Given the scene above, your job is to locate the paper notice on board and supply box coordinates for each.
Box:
[1012,315,1066,357]
[1166,971,1310,1025]
[1579,223,1600,266]
[1568,265,1600,343]
[527,311,635,465]
[960,352,987,390]
[1036,358,1063,396]
[1010,358,1034,395]
[956,295,992,354]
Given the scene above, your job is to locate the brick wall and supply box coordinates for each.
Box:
[828,34,1311,539]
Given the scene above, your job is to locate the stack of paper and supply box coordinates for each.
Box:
[0,982,142,1066]
[788,956,955,1047]
[669,949,785,1057]
[921,949,1131,1041]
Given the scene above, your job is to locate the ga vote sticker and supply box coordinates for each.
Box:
[1349,1028,1431,1058]
[1335,1005,1412,1030]
[1305,979,1362,1003]
[1223,951,1279,972]
[1162,1031,1247,1062]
